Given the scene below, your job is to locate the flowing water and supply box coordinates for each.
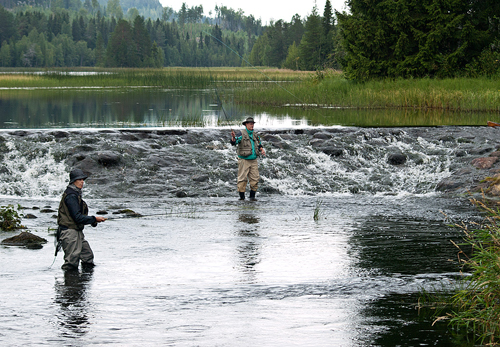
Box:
[0,87,496,346]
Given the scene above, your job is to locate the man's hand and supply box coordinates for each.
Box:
[95,216,107,223]
[260,147,266,156]
[231,130,236,141]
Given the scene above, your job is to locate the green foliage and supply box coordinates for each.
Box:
[0,3,264,69]
[0,204,23,231]
[337,0,500,80]
[313,199,323,221]
[428,199,500,345]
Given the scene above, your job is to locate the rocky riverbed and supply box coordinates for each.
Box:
[0,126,498,199]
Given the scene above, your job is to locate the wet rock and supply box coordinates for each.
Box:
[24,214,37,219]
[73,157,99,172]
[73,145,95,152]
[97,151,121,166]
[436,178,464,192]
[321,146,343,157]
[471,157,497,169]
[387,153,407,165]
[176,191,188,198]
[192,174,209,182]
[309,139,326,148]
[490,151,500,157]
[439,135,455,142]
[313,132,332,140]
[9,130,29,137]
[1,231,47,249]
[96,210,108,215]
[40,208,56,213]
[49,131,69,138]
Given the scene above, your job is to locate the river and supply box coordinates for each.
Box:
[1,122,495,346]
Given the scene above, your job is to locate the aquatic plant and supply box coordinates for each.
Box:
[428,199,500,345]
[0,204,24,231]
[313,199,323,221]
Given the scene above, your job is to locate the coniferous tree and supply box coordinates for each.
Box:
[298,5,322,70]
[106,19,138,66]
[337,0,496,79]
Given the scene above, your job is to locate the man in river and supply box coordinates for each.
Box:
[57,168,106,271]
[230,117,266,201]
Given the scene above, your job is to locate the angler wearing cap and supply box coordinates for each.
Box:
[56,169,106,271]
[230,117,266,201]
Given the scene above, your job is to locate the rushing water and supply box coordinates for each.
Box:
[0,87,496,346]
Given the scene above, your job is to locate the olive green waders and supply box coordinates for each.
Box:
[60,228,94,270]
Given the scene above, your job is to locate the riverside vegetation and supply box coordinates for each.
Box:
[422,199,500,345]
[1,68,499,117]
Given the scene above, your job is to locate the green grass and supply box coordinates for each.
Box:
[422,199,500,345]
[0,67,310,88]
[233,70,500,113]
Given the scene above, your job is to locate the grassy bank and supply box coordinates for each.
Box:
[233,70,500,113]
[0,67,310,88]
[1,67,499,115]
[424,199,500,345]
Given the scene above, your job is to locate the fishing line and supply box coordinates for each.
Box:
[207,67,233,130]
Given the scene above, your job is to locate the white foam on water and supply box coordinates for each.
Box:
[0,140,67,199]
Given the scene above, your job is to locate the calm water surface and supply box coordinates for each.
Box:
[0,87,495,128]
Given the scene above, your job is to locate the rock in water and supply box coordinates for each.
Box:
[1,231,48,249]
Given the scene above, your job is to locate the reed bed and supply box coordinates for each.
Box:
[0,67,309,89]
[234,73,500,113]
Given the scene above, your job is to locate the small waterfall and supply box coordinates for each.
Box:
[0,126,495,199]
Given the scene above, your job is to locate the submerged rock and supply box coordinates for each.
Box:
[1,231,48,249]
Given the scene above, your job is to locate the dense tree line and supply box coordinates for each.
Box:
[336,0,500,80]
[0,1,264,68]
[248,0,337,71]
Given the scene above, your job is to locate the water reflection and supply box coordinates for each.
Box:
[235,212,261,283]
[349,215,462,275]
[358,293,472,346]
[0,87,495,129]
[54,269,93,338]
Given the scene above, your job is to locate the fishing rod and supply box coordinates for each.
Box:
[202,30,313,109]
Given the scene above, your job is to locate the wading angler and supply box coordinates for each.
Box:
[230,117,266,201]
[56,169,106,271]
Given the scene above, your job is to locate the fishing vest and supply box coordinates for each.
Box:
[57,188,89,231]
[237,129,259,157]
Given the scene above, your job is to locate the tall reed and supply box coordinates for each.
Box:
[428,199,500,345]
[234,72,500,113]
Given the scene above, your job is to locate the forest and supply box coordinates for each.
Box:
[0,0,499,80]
